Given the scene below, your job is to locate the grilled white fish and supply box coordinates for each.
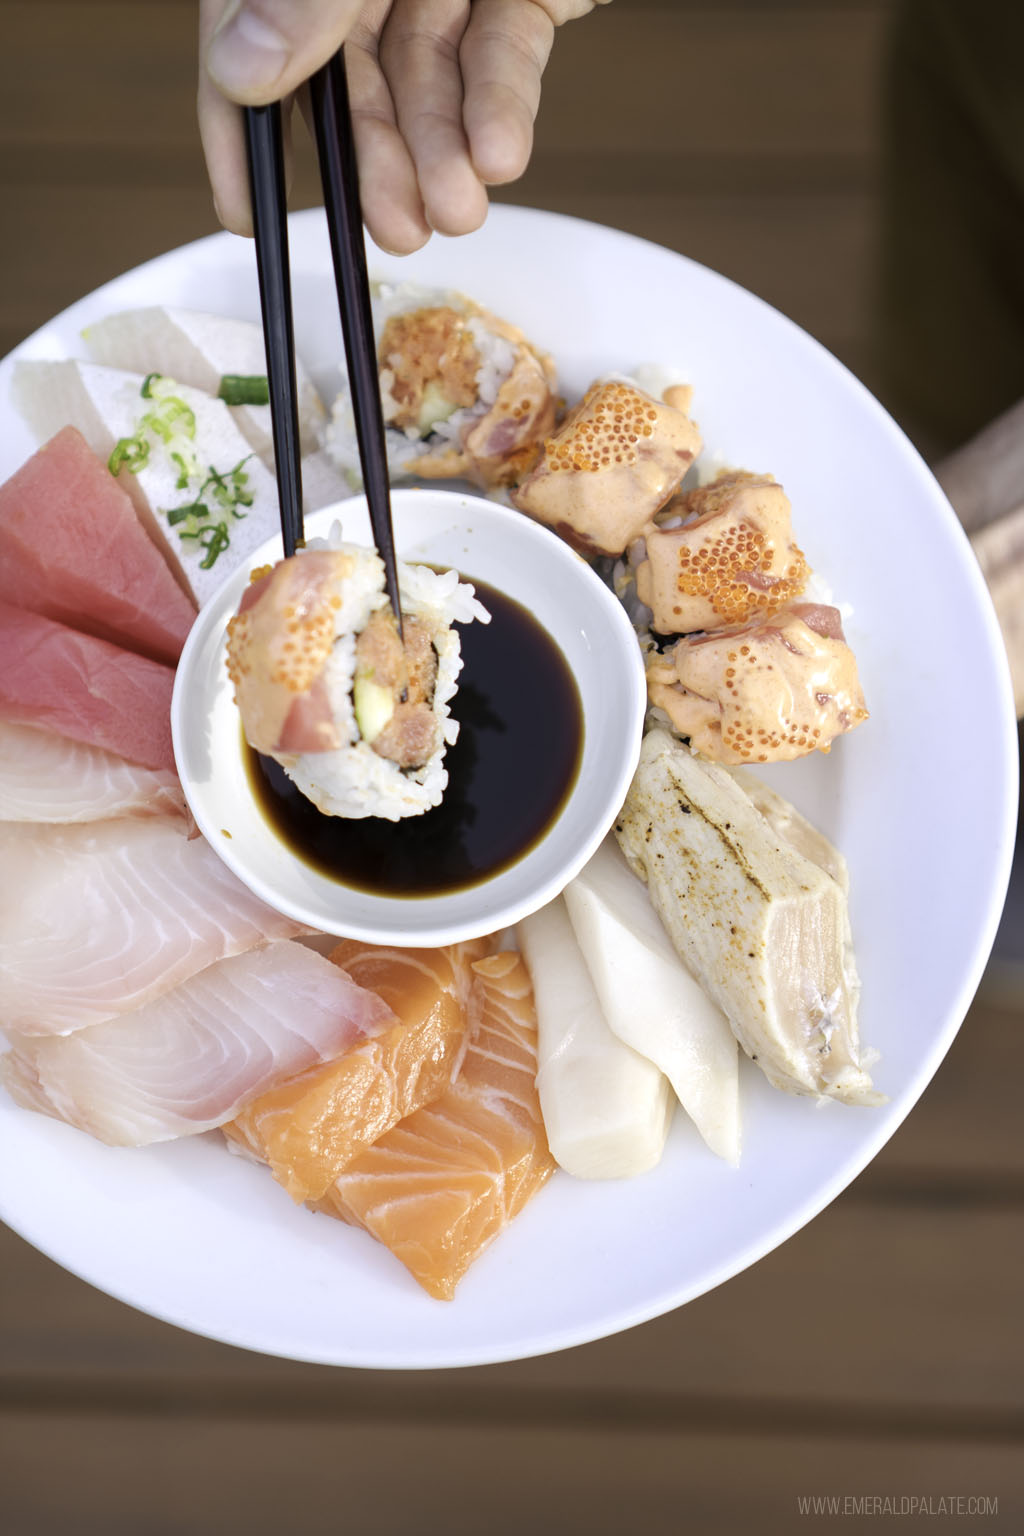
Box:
[614,729,881,1105]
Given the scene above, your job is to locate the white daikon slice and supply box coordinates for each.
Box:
[564,837,740,1165]
[81,305,326,460]
[517,897,673,1180]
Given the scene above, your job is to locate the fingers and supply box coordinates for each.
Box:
[197,0,333,234]
[337,12,435,255]
[197,73,301,238]
[203,0,367,104]
[378,0,489,238]
[458,0,556,186]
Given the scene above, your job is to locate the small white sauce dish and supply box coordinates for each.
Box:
[171,488,646,945]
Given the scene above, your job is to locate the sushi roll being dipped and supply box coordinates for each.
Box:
[225,532,489,821]
[325,284,558,493]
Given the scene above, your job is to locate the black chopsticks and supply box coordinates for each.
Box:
[310,52,403,635]
[244,101,304,559]
[244,49,402,630]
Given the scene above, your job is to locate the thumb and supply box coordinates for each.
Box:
[204,0,369,104]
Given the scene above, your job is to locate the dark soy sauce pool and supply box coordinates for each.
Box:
[245,580,584,898]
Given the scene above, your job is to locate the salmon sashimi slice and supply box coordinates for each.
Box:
[316,951,556,1301]
[0,427,197,666]
[0,942,399,1147]
[223,938,491,1203]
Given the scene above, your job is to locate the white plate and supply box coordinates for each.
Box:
[0,206,1017,1369]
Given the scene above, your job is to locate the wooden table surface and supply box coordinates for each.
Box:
[1,3,1021,1531]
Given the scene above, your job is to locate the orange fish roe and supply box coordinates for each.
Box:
[636,471,809,634]
[512,380,702,556]
[545,381,658,474]
[225,549,354,754]
[646,607,868,765]
[226,591,338,696]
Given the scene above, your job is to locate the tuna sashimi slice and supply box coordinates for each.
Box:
[224,938,491,1203]
[316,951,556,1300]
[0,720,186,823]
[0,599,175,771]
[0,818,309,1035]
[0,942,398,1147]
[0,427,196,665]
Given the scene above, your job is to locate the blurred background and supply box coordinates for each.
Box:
[0,0,1021,1529]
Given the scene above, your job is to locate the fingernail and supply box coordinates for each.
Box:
[207,4,291,96]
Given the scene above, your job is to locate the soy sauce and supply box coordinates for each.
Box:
[244,580,584,898]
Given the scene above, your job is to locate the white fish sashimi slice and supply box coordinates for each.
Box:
[0,719,186,823]
[0,942,399,1146]
[563,837,741,1166]
[517,897,674,1180]
[0,819,309,1035]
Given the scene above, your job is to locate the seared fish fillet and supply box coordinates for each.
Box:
[614,729,881,1105]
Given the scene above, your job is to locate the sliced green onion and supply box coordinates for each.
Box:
[167,500,209,528]
[140,373,162,399]
[142,396,196,443]
[198,521,231,568]
[169,451,191,490]
[217,374,270,407]
[108,435,150,475]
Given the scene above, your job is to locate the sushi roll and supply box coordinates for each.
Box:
[325,283,558,492]
[511,376,702,557]
[225,531,489,821]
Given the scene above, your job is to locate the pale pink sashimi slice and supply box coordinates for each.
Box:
[0,720,186,823]
[317,951,556,1300]
[0,819,309,1035]
[0,428,197,665]
[0,942,399,1147]
[0,600,175,772]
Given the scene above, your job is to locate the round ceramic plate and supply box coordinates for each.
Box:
[0,206,1017,1369]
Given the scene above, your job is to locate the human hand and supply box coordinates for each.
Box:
[198,0,611,254]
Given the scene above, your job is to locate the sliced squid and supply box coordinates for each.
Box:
[517,897,674,1179]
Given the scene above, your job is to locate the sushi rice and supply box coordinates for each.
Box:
[279,524,490,821]
[325,283,537,486]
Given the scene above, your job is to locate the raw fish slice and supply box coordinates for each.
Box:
[0,720,186,823]
[224,938,491,1202]
[317,951,555,1301]
[0,819,308,1035]
[13,360,286,607]
[81,306,326,461]
[0,942,398,1147]
[0,427,196,665]
[0,600,175,771]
